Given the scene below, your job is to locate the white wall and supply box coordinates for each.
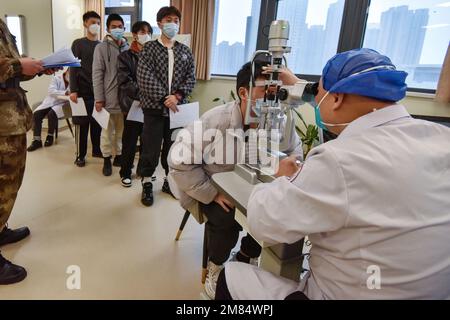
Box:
[0,0,53,107]
[52,0,85,50]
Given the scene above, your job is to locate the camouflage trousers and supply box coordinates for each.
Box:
[0,134,26,231]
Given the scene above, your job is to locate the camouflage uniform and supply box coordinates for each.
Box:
[0,18,33,231]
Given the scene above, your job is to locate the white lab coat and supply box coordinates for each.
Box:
[226,104,450,300]
[34,74,68,118]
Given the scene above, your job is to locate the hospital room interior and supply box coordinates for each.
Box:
[0,0,450,302]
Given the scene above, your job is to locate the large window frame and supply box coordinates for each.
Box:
[106,0,440,93]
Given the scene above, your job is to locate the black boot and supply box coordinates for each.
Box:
[141,182,154,207]
[113,155,122,167]
[44,135,54,147]
[0,226,30,247]
[0,253,27,285]
[74,157,86,168]
[27,140,43,152]
[162,178,176,199]
[103,157,112,176]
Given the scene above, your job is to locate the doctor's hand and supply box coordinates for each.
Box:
[19,58,44,76]
[95,101,105,112]
[214,193,235,213]
[262,65,300,86]
[164,95,179,113]
[275,156,302,178]
[69,92,78,103]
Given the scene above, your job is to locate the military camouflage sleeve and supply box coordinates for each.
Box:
[0,57,22,83]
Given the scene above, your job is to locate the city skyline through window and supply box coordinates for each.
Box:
[364,0,450,90]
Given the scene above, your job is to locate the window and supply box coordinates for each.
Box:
[276,0,346,76]
[105,0,134,7]
[211,0,262,76]
[363,0,450,91]
[105,0,138,33]
[5,15,26,56]
[141,0,170,35]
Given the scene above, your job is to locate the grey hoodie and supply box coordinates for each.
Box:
[92,35,129,114]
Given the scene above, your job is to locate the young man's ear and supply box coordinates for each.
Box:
[238,87,248,101]
[332,93,345,111]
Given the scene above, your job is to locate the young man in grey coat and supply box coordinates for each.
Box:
[93,13,129,176]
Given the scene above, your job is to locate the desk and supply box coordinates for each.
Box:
[212,170,304,282]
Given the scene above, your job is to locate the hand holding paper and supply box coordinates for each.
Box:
[93,108,110,129]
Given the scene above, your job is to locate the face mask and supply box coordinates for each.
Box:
[110,28,125,40]
[88,24,100,36]
[162,23,179,39]
[137,34,152,45]
[313,92,350,131]
[251,99,265,117]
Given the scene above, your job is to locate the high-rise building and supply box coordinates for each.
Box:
[244,0,262,61]
[366,6,429,67]
[277,0,309,72]
[323,0,345,63]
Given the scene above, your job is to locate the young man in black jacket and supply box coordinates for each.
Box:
[70,11,103,167]
[137,6,196,206]
[118,21,152,187]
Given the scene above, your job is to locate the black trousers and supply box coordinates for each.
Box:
[77,97,102,159]
[215,269,309,300]
[120,120,143,178]
[33,108,58,138]
[201,202,262,265]
[141,114,175,177]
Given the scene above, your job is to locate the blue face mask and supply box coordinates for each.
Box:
[312,92,350,132]
[110,28,125,40]
[162,23,179,39]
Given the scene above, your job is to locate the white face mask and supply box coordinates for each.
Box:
[88,24,100,36]
[137,34,152,45]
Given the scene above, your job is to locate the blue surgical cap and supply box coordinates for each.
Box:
[322,48,408,102]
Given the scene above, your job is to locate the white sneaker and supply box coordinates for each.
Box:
[204,261,224,299]
[229,251,259,266]
[121,177,132,188]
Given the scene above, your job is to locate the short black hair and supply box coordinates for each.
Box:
[157,6,182,22]
[236,59,271,98]
[132,21,153,35]
[106,13,124,29]
[83,11,101,23]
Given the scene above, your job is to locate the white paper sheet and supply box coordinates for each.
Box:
[170,102,200,129]
[126,101,144,123]
[93,108,110,129]
[41,47,81,68]
[69,98,88,117]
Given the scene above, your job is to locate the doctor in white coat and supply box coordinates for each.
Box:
[218,49,450,300]
[27,69,70,151]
